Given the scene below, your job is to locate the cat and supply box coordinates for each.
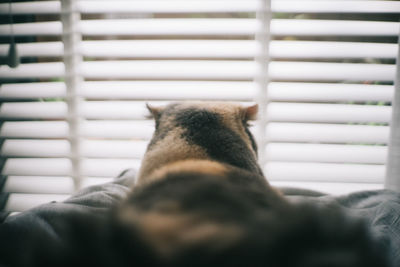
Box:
[106,102,386,267]
[46,102,387,267]
[123,102,287,260]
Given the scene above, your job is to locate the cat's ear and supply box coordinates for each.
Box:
[146,103,164,121]
[241,104,258,121]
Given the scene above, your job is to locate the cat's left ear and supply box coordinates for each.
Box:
[146,103,164,121]
[241,104,258,121]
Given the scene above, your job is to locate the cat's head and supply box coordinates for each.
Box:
[138,102,262,181]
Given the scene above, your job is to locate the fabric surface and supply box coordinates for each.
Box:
[0,169,136,267]
[1,170,399,267]
[282,187,400,267]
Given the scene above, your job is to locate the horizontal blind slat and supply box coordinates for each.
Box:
[268,103,391,123]
[269,62,395,82]
[0,62,65,79]
[2,61,393,81]
[80,19,398,37]
[78,0,260,13]
[3,1,399,14]
[2,158,72,176]
[81,140,147,158]
[0,21,62,36]
[267,123,389,144]
[81,40,258,58]
[1,41,396,59]
[270,41,397,59]
[79,61,398,81]
[0,82,66,99]
[268,82,394,102]
[77,0,400,14]
[0,42,63,57]
[266,162,384,183]
[82,40,399,59]
[82,101,150,119]
[0,102,67,119]
[2,20,398,37]
[266,143,387,164]
[82,81,256,100]
[0,1,60,14]
[271,19,399,36]
[82,60,257,80]
[0,40,257,58]
[81,120,153,139]
[1,140,70,157]
[272,1,400,13]
[3,176,74,194]
[80,19,258,36]
[0,122,69,138]
[82,81,394,102]
[0,0,259,14]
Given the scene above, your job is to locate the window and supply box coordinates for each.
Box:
[0,0,399,213]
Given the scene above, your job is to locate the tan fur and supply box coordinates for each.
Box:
[137,127,209,184]
[119,207,242,258]
[146,159,228,184]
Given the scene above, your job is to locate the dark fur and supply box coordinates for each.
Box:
[174,107,262,175]
[36,102,388,267]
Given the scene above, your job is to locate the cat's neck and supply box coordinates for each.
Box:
[137,136,209,184]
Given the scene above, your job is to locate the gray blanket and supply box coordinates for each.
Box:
[283,188,400,267]
[1,169,399,267]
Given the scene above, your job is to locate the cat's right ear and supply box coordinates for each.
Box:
[146,103,164,121]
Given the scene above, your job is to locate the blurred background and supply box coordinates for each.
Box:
[0,0,399,214]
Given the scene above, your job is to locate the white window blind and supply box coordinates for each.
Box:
[265,1,399,195]
[0,0,399,213]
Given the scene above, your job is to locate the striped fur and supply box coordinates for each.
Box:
[137,102,263,184]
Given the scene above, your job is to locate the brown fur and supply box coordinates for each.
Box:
[137,102,259,185]
[137,127,209,184]
[119,208,242,259]
[146,159,228,184]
